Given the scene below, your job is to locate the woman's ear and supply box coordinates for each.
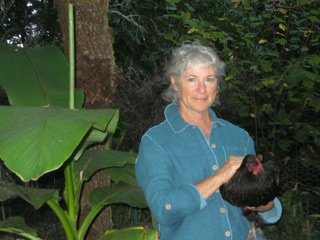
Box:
[170,75,178,90]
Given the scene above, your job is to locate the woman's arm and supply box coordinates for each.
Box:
[258,198,282,224]
[195,131,255,199]
[194,156,244,199]
[135,134,202,225]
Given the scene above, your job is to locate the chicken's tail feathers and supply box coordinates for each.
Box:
[244,211,266,240]
[263,160,281,188]
[242,209,263,229]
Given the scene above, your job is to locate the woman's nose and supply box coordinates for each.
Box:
[197,81,206,93]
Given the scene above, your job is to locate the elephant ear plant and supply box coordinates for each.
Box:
[0,5,156,240]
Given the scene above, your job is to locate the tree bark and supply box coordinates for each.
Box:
[53,0,123,239]
[54,0,123,108]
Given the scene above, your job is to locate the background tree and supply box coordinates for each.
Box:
[0,0,61,46]
[0,0,319,239]
[1,0,124,239]
[53,0,124,239]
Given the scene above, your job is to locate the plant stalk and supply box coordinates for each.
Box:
[65,162,76,224]
[66,2,77,226]
[46,199,77,240]
[78,193,116,240]
[0,229,41,240]
[69,3,75,110]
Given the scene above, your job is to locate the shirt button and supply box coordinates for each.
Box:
[220,208,226,213]
[165,204,171,210]
[212,165,218,171]
[211,143,216,148]
[213,124,217,128]
[225,231,231,237]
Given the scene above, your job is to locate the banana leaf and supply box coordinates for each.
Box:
[106,163,138,186]
[0,181,59,209]
[0,105,119,182]
[89,182,147,209]
[0,216,40,240]
[98,227,158,240]
[79,182,147,239]
[71,150,138,220]
[75,150,137,183]
[0,43,84,108]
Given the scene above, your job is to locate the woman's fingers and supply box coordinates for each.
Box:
[218,156,244,184]
[246,201,274,212]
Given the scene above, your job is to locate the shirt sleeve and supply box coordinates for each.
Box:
[135,134,202,225]
[258,197,282,224]
[190,184,208,209]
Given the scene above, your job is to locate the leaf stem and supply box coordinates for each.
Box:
[0,229,41,240]
[46,199,77,240]
[78,193,115,240]
[69,3,75,110]
[65,162,77,224]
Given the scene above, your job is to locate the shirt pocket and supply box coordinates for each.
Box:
[223,146,246,159]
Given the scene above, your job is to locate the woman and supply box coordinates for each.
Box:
[135,43,281,240]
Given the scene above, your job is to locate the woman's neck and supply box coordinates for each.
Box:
[179,109,212,140]
[179,109,211,126]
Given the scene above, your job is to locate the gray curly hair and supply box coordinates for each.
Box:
[162,42,226,105]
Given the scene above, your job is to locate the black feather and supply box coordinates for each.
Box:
[219,154,280,236]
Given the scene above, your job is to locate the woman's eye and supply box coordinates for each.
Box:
[187,78,196,82]
[206,77,216,82]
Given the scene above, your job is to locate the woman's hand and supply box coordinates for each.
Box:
[245,201,274,212]
[217,156,244,184]
[195,156,244,199]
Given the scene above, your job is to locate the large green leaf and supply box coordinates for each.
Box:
[79,182,147,238]
[73,110,119,161]
[0,216,40,240]
[89,182,147,209]
[72,150,138,218]
[106,163,138,186]
[0,181,58,209]
[98,227,158,240]
[74,150,136,182]
[0,43,84,108]
[0,106,118,181]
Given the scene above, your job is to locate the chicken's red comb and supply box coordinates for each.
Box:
[248,157,264,175]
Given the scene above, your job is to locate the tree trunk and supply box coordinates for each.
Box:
[53,0,123,239]
[54,0,122,108]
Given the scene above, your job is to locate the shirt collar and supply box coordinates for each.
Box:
[164,103,225,133]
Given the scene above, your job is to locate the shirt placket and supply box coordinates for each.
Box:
[209,122,233,240]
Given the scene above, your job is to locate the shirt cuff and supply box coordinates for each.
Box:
[190,184,207,209]
[259,197,282,223]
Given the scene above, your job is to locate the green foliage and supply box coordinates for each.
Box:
[0,216,41,240]
[98,227,158,240]
[0,43,84,108]
[0,181,59,209]
[265,188,318,240]
[0,43,149,240]
[0,106,118,182]
[161,0,320,162]
[111,0,319,167]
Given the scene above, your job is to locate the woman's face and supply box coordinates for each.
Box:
[171,65,217,117]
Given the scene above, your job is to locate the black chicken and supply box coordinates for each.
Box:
[220,154,280,240]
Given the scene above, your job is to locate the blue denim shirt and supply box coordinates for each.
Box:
[135,104,282,240]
